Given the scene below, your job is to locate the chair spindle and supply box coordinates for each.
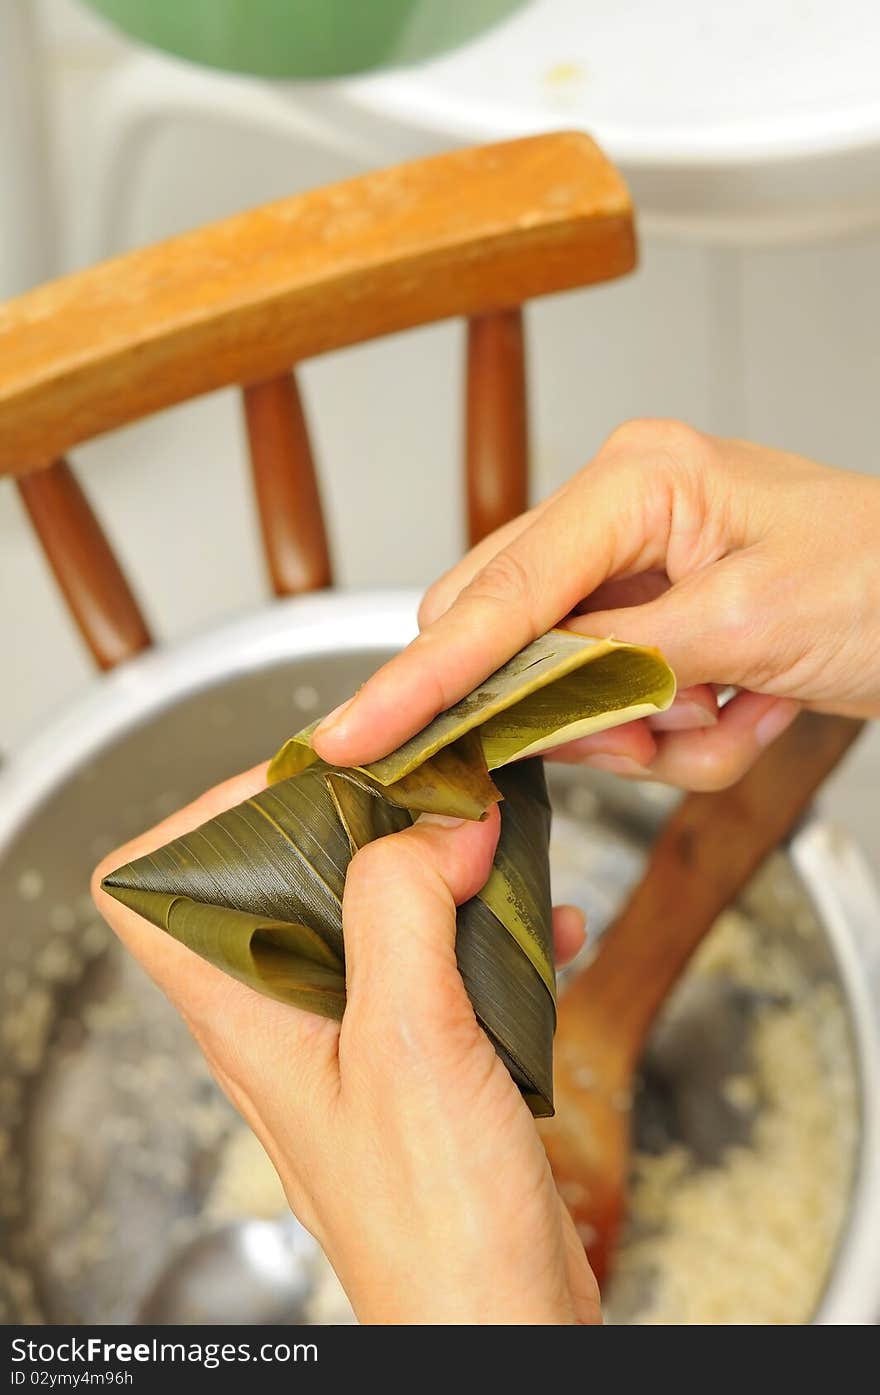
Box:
[242,373,332,596]
[465,308,529,547]
[16,458,151,670]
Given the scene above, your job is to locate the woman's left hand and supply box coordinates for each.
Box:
[93,764,600,1326]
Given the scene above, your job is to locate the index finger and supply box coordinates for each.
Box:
[313,456,668,766]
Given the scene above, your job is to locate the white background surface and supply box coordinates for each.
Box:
[1,0,878,857]
[343,0,880,160]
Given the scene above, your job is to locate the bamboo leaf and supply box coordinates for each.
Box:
[103,630,674,1118]
[102,885,345,1018]
[270,729,502,820]
[354,630,675,787]
[475,761,555,1002]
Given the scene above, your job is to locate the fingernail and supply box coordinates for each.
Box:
[315,696,354,737]
[583,754,649,778]
[650,701,718,732]
[755,700,800,749]
[417,813,467,828]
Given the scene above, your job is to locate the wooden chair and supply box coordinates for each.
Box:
[0,131,635,667]
[0,131,859,1278]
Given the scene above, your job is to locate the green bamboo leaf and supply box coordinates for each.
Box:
[460,760,556,1112]
[103,630,674,1118]
[270,730,501,820]
[354,629,675,787]
[102,885,345,1018]
[329,759,556,1111]
[324,771,412,854]
[105,764,352,962]
[475,761,555,1002]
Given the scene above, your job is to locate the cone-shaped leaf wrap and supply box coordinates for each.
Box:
[103,629,674,1116]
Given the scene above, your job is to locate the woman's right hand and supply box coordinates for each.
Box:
[313,420,880,790]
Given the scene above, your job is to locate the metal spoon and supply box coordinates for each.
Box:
[138,1214,319,1325]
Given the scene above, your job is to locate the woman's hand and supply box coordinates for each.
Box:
[93,769,600,1327]
[313,421,880,791]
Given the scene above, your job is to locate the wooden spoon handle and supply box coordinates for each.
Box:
[557,711,864,1056]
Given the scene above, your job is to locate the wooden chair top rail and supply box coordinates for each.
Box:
[0,132,634,475]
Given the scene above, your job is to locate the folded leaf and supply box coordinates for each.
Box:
[104,629,674,1117]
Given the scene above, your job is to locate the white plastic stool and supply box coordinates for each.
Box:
[75,0,880,255]
[71,51,398,265]
[334,0,880,246]
[67,0,880,441]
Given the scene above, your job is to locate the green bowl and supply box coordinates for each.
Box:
[83,0,526,79]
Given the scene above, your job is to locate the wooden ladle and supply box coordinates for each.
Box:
[541,710,863,1284]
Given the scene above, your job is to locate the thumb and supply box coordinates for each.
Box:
[341,808,500,1038]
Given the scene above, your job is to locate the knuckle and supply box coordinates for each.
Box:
[466,547,532,610]
[343,968,432,1066]
[705,567,757,647]
[659,742,746,794]
[382,1002,436,1058]
[600,420,716,500]
[691,747,750,792]
[346,832,427,904]
[346,837,393,891]
[373,979,472,1065]
[603,416,707,461]
[396,630,457,717]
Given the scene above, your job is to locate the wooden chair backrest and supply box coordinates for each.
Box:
[0,132,636,670]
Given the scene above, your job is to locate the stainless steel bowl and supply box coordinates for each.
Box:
[1,591,878,1323]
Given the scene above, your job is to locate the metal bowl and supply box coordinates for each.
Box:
[0,591,878,1324]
